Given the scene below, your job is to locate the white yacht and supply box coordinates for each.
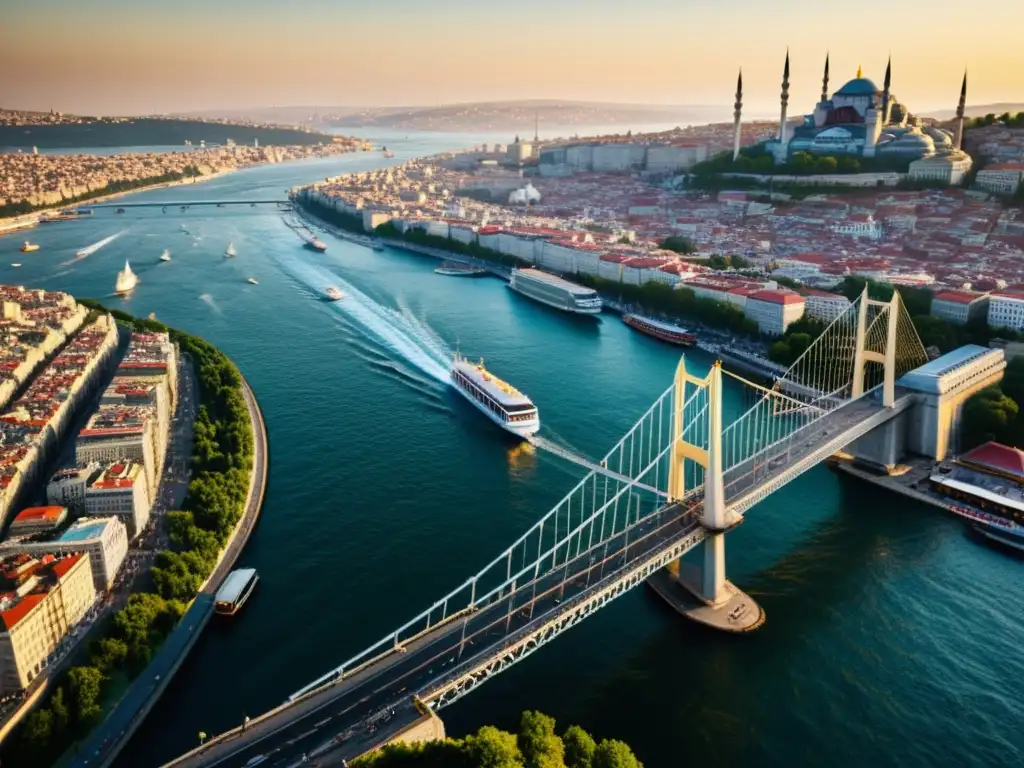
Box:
[247,277,259,285]
[508,268,602,315]
[115,260,138,295]
[224,241,237,258]
[160,249,171,262]
[450,352,539,438]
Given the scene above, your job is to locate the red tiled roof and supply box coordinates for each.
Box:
[749,289,805,305]
[0,593,45,631]
[50,554,83,580]
[13,506,65,523]
[933,290,985,305]
[959,442,1024,481]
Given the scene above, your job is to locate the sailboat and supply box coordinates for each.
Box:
[115,260,138,295]
[224,241,237,258]
[246,277,259,285]
[160,249,171,262]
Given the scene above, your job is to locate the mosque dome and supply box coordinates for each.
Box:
[836,77,879,96]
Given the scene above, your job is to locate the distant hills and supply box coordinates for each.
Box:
[178,100,768,134]
[923,103,1024,121]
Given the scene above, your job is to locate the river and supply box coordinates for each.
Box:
[1,134,1020,768]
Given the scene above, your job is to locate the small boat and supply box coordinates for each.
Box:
[224,241,237,258]
[215,568,259,616]
[382,146,395,158]
[159,249,171,262]
[247,277,259,285]
[435,261,487,277]
[116,208,125,214]
[623,314,697,347]
[325,287,344,302]
[162,206,167,213]
[10,263,22,268]
[114,260,138,295]
[20,241,39,253]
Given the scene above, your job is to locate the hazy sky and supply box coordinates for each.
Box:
[2,0,1021,116]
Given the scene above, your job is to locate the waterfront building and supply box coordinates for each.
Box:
[46,463,103,512]
[0,553,95,695]
[8,506,67,536]
[1,517,127,592]
[931,290,990,326]
[84,462,150,539]
[759,53,972,174]
[744,290,806,335]
[986,291,1024,331]
[897,345,1007,461]
[802,288,851,323]
[75,408,159,503]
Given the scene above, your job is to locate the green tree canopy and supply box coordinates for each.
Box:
[466,725,525,768]
[591,739,644,768]
[518,711,565,768]
[961,386,1020,449]
[563,725,597,768]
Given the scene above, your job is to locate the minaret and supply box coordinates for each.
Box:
[953,70,968,150]
[732,69,743,161]
[778,49,791,146]
[534,112,539,144]
[881,55,892,125]
[820,52,830,103]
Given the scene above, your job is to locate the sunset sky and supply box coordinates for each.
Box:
[2,0,1021,116]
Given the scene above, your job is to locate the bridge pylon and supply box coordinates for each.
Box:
[852,287,902,407]
[648,357,764,633]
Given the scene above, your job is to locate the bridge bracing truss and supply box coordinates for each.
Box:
[285,288,929,712]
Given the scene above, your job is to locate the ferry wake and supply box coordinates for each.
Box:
[450,352,539,438]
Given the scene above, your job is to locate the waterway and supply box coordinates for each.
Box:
[1,134,1021,768]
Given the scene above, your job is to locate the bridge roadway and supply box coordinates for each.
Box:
[168,390,913,768]
[168,501,708,767]
[92,200,288,209]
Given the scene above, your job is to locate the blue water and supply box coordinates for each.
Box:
[2,135,1020,768]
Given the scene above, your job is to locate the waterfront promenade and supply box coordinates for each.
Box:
[72,373,270,768]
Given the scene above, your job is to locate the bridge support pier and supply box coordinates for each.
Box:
[648,357,764,633]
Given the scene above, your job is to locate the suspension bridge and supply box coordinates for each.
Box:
[164,289,929,768]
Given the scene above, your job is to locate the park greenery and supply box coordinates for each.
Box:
[964,111,1024,130]
[961,356,1024,450]
[3,305,255,767]
[690,144,913,179]
[659,235,696,254]
[355,711,643,768]
[0,167,204,219]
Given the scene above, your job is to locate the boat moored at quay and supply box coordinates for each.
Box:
[508,268,602,315]
[435,261,487,277]
[623,314,697,347]
[215,568,259,615]
[450,352,540,438]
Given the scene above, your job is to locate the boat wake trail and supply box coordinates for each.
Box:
[282,257,452,385]
[71,231,125,262]
[199,293,222,314]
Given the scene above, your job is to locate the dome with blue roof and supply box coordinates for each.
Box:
[835,77,879,96]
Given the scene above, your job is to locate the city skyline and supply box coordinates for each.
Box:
[3,0,1022,116]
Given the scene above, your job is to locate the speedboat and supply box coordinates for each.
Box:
[20,241,39,253]
[325,287,344,301]
[10,263,22,268]
[247,277,259,285]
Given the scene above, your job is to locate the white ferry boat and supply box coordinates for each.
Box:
[247,277,259,285]
[215,568,259,615]
[450,352,539,438]
[114,260,138,295]
[508,268,602,315]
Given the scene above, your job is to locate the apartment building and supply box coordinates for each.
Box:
[931,290,990,326]
[2,517,127,592]
[84,462,150,539]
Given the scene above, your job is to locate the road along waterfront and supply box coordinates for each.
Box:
[1,136,1020,768]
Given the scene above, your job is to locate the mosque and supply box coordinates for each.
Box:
[730,53,973,182]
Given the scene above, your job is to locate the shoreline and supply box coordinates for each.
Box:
[70,367,269,768]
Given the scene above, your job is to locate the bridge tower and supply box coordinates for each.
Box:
[851,288,902,407]
[648,358,765,633]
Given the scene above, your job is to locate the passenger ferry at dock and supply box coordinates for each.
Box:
[450,352,540,438]
[508,268,602,315]
[623,314,697,347]
[435,261,487,277]
[215,568,259,615]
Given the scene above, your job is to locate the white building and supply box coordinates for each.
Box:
[931,290,990,326]
[46,463,102,512]
[802,289,851,323]
[975,163,1024,195]
[908,153,973,185]
[832,214,882,240]
[987,291,1024,331]
[75,408,158,501]
[745,290,806,335]
[1,517,127,592]
[84,461,150,539]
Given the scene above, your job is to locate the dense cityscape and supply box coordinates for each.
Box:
[1,3,1022,766]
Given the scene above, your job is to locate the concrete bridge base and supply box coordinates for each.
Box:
[647,564,765,633]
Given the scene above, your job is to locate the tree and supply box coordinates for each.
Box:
[591,739,643,768]
[90,636,129,672]
[1001,355,1024,406]
[20,707,54,750]
[518,711,565,768]
[768,341,793,365]
[961,387,1020,449]
[787,332,812,360]
[563,725,597,768]
[466,725,525,768]
[911,315,958,354]
[67,665,105,726]
[660,235,696,255]
[50,686,70,735]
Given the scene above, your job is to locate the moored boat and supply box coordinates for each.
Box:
[215,568,259,615]
[435,261,487,277]
[509,268,602,315]
[450,352,539,439]
[623,314,696,347]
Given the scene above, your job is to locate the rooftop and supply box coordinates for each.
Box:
[933,290,987,305]
[897,344,1000,394]
[958,441,1024,482]
[749,289,805,305]
[58,518,112,543]
[13,505,66,523]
